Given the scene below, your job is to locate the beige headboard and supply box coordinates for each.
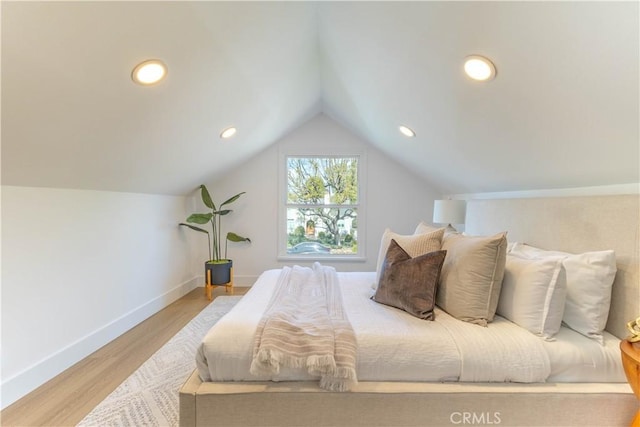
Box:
[464,195,639,339]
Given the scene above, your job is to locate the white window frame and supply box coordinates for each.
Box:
[278,148,366,262]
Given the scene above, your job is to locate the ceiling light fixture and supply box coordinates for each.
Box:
[464,55,496,82]
[399,125,416,138]
[220,127,237,139]
[131,59,167,85]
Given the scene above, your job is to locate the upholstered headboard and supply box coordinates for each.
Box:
[464,195,639,340]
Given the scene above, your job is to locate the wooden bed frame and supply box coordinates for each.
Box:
[180,195,640,426]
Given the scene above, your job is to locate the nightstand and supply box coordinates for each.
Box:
[620,339,640,426]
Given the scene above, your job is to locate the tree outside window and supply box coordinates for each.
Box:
[286,156,359,255]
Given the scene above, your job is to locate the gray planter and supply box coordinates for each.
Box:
[205,260,232,285]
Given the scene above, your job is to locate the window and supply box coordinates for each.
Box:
[281,155,363,259]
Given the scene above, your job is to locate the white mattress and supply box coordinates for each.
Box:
[197,270,625,384]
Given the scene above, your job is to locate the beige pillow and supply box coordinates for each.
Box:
[372,239,447,320]
[374,227,445,287]
[414,221,458,237]
[437,232,508,326]
[414,222,441,234]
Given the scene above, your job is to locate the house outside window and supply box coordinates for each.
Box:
[280,154,364,260]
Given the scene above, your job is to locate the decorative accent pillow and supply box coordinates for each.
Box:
[509,243,617,345]
[437,232,508,326]
[414,222,441,234]
[415,221,458,237]
[374,227,445,288]
[372,239,447,320]
[497,254,567,339]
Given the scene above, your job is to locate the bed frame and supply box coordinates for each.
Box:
[180,195,639,426]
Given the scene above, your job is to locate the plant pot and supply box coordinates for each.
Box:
[205,260,233,285]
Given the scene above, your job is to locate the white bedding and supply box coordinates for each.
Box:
[543,326,626,382]
[197,270,625,384]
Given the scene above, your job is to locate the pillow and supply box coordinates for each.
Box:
[372,239,447,320]
[437,232,508,326]
[509,243,617,344]
[414,222,441,234]
[497,254,567,339]
[415,221,458,237]
[374,227,444,287]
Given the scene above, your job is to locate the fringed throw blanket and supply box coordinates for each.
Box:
[250,263,358,391]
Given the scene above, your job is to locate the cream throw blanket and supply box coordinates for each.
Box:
[250,263,358,391]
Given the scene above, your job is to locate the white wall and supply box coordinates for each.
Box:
[204,114,441,284]
[1,186,200,408]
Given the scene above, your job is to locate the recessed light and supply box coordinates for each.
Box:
[464,55,496,81]
[131,59,167,85]
[399,125,416,138]
[220,127,237,139]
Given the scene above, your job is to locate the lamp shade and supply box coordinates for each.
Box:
[433,200,466,225]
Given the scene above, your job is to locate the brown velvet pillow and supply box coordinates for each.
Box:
[372,239,447,320]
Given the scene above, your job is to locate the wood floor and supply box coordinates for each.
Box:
[1,286,248,427]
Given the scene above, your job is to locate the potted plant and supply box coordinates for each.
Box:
[180,184,251,286]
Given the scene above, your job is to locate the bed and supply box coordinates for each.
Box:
[180,194,640,427]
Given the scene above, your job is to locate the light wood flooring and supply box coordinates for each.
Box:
[1,286,248,427]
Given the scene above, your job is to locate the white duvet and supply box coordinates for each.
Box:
[197,270,624,384]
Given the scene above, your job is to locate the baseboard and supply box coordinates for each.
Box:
[235,275,258,286]
[0,277,200,410]
[196,274,258,287]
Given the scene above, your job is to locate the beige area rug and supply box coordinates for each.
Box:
[77,295,242,427]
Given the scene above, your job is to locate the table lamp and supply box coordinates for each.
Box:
[433,199,466,231]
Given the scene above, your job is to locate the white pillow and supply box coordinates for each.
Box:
[497,254,567,340]
[374,227,445,288]
[509,243,617,345]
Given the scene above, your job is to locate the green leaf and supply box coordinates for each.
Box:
[186,213,213,224]
[179,223,209,234]
[227,232,251,242]
[220,192,245,207]
[215,209,232,216]
[200,185,215,210]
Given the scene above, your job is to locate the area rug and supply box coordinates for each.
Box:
[77,295,242,427]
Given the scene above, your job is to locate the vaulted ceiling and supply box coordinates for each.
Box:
[2,1,638,195]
